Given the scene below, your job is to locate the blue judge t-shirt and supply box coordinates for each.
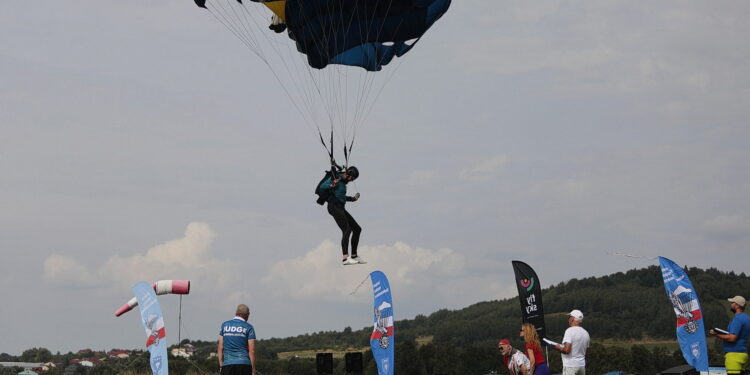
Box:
[220,317,256,365]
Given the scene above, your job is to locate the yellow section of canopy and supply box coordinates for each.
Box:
[262,0,286,21]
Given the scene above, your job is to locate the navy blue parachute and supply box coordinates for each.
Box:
[286,0,451,71]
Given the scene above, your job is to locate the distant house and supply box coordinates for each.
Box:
[170,344,196,359]
[107,350,130,359]
[78,361,93,368]
[41,362,58,371]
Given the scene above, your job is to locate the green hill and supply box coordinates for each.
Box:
[170,265,749,374]
[10,266,746,375]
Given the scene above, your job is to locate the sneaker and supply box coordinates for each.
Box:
[343,257,359,265]
[351,256,366,264]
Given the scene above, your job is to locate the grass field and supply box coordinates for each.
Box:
[277,347,370,360]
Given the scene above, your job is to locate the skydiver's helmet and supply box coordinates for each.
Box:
[346,166,359,181]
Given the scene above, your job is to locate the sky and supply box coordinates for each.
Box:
[1,0,749,355]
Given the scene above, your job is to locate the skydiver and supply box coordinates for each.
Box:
[318,166,365,265]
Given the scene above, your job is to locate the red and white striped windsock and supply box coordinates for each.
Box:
[114,280,190,317]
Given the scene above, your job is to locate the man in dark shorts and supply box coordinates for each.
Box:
[218,304,256,375]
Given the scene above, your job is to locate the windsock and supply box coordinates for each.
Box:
[115,280,190,317]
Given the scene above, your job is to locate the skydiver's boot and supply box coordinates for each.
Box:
[350,255,366,264]
[343,257,359,265]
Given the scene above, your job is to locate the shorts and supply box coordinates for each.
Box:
[562,366,585,375]
[534,362,551,375]
[726,352,748,375]
[221,364,252,375]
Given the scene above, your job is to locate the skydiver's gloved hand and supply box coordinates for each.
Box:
[331,178,340,187]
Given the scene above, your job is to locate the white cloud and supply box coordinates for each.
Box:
[459,155,509,182]
[43,222,240,292]
[261,240,501,307]
[43,254,97,288]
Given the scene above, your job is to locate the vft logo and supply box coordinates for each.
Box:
[520,277,535,292]
[691,342,700,359]
[152,355,162,372]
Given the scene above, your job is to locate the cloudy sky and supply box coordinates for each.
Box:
[2,1,749,355]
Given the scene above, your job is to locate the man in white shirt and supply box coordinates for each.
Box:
[551,309,590,375]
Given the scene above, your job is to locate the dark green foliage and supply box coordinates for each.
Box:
[0,367,23,375]
[20,348,53,362]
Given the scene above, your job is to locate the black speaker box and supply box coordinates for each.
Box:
[316,352,333,374]
[345,352,363,373]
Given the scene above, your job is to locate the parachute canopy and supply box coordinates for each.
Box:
[114,280,190,317]
[285,0,451,71]
[193,0,450,166]
[196,0,451,71]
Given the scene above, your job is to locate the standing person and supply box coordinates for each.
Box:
[498,339,531,375]
[710,296,750,375]
[318,166,365,265]
[218,304,257,375]
[520,323,550,375]
[551,309,590,375]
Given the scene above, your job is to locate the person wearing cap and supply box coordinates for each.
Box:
[318,166,366,265]
[551,309,590,375]
[710,296,750,374]
[498,339,531,375]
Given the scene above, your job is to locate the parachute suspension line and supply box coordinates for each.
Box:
[232,2,323,129]
[354,54,407,138]
[347,0,401,149]
[207,3,263,59]
[351,0,422,140]
[205,7,258,57]
[318,130,333,163]
[224,1,264,56]
[359,0,400,117]
[202,0,437,165]
[253,0,338,143]
[343,143,349,168]
[306,0,348,144]
[349,273,371,295]
[206,1,323,140]
[330,130,337,168]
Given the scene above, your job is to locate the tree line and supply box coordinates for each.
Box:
[4,265,748,374]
